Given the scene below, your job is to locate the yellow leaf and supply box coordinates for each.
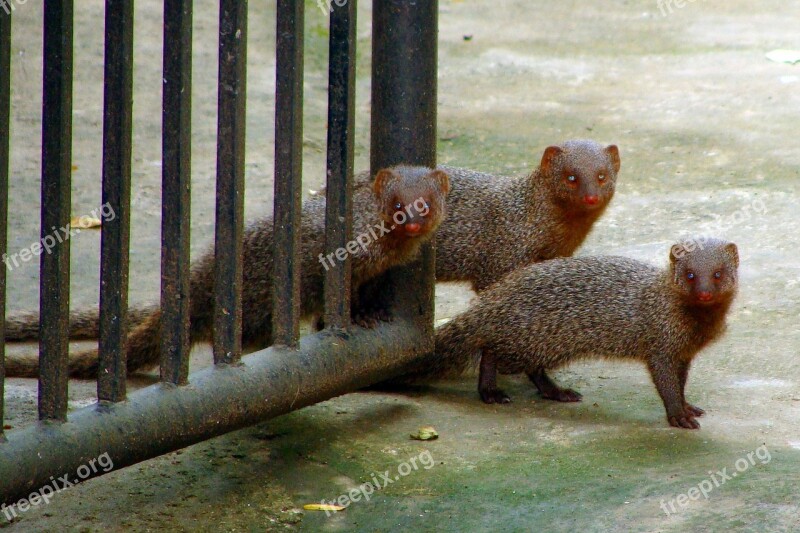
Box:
[303,504,345,512]
[70,216,102,229]
[410,425,439,441]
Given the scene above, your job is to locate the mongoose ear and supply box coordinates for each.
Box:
[669,244,684,265]
[373,168,397,197]
[429,169,451,196]
[725,243,739,268]
[540,146,564,173]
[669,245,684,284]
[605,145,621,174]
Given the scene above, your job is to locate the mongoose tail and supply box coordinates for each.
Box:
[4,307,153,342]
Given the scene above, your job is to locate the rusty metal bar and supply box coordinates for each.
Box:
[0,319,432,505]
[161,0,193,384]
[39,0,74,422]
[0,3,10,440]
[272,0,304,347]
[370,0,438,327]
[98,0,134,403]
[213,0,247,365]
[323,0,357,330]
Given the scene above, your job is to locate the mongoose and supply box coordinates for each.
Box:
[4,165,450,378]
[406,238,739,429]
[435,139,620,291]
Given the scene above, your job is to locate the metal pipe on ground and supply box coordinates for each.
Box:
[0,320,430,505]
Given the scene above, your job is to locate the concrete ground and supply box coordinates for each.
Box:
[2,0,800,531]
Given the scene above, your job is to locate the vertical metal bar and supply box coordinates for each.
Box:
[323,0,356,330]
[161,0,193,384]
[371,0,437,172]
[213,0,247,365]
[98,0,134,402]
[0,4,10,439]
[370,0,438,329]
[39,0,74,421]
[272,0,303,347]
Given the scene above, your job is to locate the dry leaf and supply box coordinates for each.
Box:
[303,503,345,512]
[410,426,439,441]
[70,215,102,229]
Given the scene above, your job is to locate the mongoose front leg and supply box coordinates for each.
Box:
[478,350,511,404]
[351,277,393,329]
[677,359,705,417]
[648,358,700,429]
[527,369,583,402]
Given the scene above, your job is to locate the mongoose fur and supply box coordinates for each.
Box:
[435,139,620,291]
[408,238,739,429]
[4,165,450,378]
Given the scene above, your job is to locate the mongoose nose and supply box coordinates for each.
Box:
[697,291,713,302]
[404,222,422,235]
[584,195,600,206]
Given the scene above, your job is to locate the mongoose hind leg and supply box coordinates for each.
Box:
[527,369,583,402]
[478,349,511,404]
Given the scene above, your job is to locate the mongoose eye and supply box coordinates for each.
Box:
[714,271,722,280]
[686,272,695,281]
[393,202,403,211]
[567,175,577,183]
[598,174,606,182]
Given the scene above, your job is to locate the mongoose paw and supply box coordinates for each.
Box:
[352,308,393,329]
[479,388,512,404]
[372,307,393,323]
[684,403,705,417]
[668,414,700,430]
[541,388,583,403]
[353,314,380,329]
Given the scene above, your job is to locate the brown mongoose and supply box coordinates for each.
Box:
[435,139,620,291]
[405,238,739,429]
[4,165,450,378]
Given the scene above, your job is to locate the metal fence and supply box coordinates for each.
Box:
[0,0,438,505]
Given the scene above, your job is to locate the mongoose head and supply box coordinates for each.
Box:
[539,140,620,214]
[373,166,451,239]
[669,238,739,307]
